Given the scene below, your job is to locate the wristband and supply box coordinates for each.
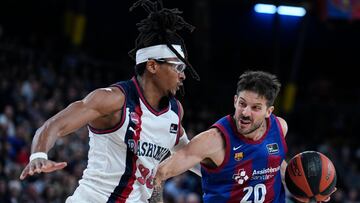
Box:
[29,152,48,162]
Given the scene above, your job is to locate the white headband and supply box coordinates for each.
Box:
[135,44,184,65]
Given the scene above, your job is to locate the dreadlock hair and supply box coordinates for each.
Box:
[129,0,200,81]
[236,71,281,107]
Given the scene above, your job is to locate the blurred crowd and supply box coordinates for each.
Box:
[0,34,205,203]
[1,35,360,203]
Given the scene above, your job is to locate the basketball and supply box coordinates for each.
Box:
[285,151,337,202]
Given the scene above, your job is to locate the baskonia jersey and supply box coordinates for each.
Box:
[66,77,182,203]
[201,114,288,203]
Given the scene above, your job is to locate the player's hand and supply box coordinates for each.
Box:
[19,158,67,180]
[320,187,337,202]
[153,176,162,189]
[292,187,337,203]
[292,195,309,203]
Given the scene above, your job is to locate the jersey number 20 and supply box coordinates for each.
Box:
[241,183,266,203]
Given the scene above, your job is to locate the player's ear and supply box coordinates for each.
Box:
[146,60,158,74]
[265,106,274,118]
[234,95,238,108]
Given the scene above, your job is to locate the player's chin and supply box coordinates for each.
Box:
[173,86,181,94]
[238,125,253,135]
[168,88,177,96]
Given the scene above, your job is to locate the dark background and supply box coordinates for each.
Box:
[1,0,360,202]
[2,0,359,113]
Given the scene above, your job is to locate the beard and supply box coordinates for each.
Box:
[170,85,185,97]
[236,116,264,135]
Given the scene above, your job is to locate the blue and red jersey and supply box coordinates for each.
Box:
[201,114,287,203]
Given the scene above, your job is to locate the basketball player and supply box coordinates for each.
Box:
[155,71,335,203]
[19,0,200,202]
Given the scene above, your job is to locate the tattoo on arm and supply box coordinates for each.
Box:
[149,178,164,203]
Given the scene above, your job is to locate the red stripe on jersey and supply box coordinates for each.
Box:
[229,159,253,202]
[201,124,231,173]
[263,155,282,202]
[114,155,138,203]
[116,105,143,202]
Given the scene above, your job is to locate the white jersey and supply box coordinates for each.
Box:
[66,77,182,203]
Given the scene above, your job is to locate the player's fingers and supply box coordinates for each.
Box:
[53,162,67,170]
[321,187,337,202]
[41,160,54,170]
[40,159,55,172]
[19,165,30,180]
[42,161,67,173]
[293,195,309,203]
[22,160,67,177]
[28,163,36,176]
[34,160,43,174]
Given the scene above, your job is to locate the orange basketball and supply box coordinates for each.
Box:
[285,151,337,202]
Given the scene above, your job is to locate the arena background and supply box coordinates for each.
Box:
[1,0,360,202]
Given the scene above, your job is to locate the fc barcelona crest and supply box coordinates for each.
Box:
[234,152,244,161]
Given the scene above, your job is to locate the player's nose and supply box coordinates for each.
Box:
[242,106,251,116]
[179,71,186,80]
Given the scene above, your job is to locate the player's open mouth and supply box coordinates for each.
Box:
[239,120,251,129]
[240,118,251,125]
[176,83,183,90]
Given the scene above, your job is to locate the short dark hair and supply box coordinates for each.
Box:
[236,71,281,107]
[129,0,199,80]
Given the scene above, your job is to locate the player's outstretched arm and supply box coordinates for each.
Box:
[169,101,202,177]
[20,87,125,180]
[155,128,224,184]
[148,178,165,203]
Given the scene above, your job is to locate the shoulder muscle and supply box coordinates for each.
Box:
[83,86,125,116]
[276,116,288,137]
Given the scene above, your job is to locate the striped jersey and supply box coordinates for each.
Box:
[201,114,287,203]
[67,77,182,203]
